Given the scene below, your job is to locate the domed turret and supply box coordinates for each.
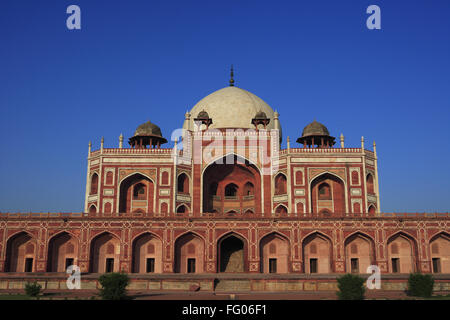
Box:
[129,120,168,149]
[193,110,213,130]
[251,110,270,129]
[296,120,335,148]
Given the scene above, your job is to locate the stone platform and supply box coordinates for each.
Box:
[1,273,449,293]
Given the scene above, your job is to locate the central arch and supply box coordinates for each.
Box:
[310,172,347,214]
[217,233,247,273]
[202,154,261,214]
[118,173,154,214]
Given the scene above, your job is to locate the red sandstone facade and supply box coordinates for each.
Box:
[0,82,449,278]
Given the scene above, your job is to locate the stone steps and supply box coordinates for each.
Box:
[214,279,251,291]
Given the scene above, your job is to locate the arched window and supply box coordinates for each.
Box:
[177,205,188,213]
[244,209,254,214]
[366,174,374,194]
[133,183,147,200]
[89,205,97,215]
[177,173,189,194]
[90,173,98,195]
[318,183,331,200]
[244,182,254,196]
[275,205,287,215]
[161,171,169,185]
[368,205,376,215]
[106,171,114,185]
[225,183,238,197]
[274,173,287,195]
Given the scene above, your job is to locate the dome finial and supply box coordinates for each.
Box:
[229,64,235,87]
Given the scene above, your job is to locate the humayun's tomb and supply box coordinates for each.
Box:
[0,70,449,292]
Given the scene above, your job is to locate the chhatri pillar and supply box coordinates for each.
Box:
[128,120,168,149]
[296,120,336,149]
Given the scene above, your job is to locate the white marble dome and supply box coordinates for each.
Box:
[183,86,280,131]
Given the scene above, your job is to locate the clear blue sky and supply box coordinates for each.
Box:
[0,0,449,212]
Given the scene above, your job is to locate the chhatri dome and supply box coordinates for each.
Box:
[183,67,281,133]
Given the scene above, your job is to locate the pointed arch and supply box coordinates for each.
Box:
[89,232,121,273]
[47,231,79,272]
[344,232,375,273]
[387,231,418,274]
[259,232,290,273]
[174,232,205,273]
[217,232,248,273]
[243,181,254,196]
[90,173,99,195]
[429,231,450,242]
[88,204,97,215]
[202,153,262,214]
[274,172,287,195]
[274,204,288,216]
[176,204,190,214]
[118,172,154,214]
[161,170,169,185]
[131,232,162,273]
[429,232,450,273]
[133,183,147,200]
[4,231,37,272]
[224,183,239,197]
[302,231,333,273]
[309,171,347,214]
[177,173,190,194]
[366,173,375,194]
[318,182,331,200]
